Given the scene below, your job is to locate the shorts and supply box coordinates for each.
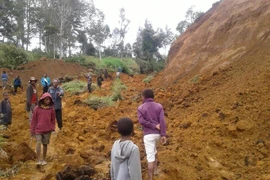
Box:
[143,134,161,162]
[35,132,52,145]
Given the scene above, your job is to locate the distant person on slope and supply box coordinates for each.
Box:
[1,71,8,90]
[110,117,142,180]
[84,73,92,93]
[116,71,120,79]
[41,74,51,94]
[0,92,12,129]
[137,89,166,180]
[13,75,23,94]
[97,74,104,89]
[26,77,38,123]
[104,69,108,79]
[30,93,55,166]
[48,79,64,131]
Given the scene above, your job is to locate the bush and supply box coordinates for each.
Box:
[111,79,127,101]
[83,96,114,110]
[62,80,87,94]
[0,43,28,68]
[135,59,165,74]
[143,75,154,83]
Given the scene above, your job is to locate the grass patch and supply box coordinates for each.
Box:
[83,96,114,110]
[143,75,154,83]
[111,79,127,101]
[62,80,98,94]
[189,74,201,84]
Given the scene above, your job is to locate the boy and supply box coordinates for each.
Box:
[30,93,55,165]
[110,117,142,180]
[0,92,12,129]
[14,75,23,93]
[137,89,166,180]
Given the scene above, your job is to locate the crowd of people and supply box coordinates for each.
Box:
[0,69,166,180]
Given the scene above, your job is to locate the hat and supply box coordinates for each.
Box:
[29,77,37,82]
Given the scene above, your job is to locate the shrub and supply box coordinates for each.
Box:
[135,59,165,74]
[62,80,87,94]
[111,79,127,101]
[0,43,28,68]
[143,75,154,83]
[83,96,114,110]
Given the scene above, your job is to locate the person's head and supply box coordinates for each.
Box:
[3,92,9,100]
[3,71,6,74]
[142,89,154,100]
[40,93,53,106]
[52,79,59,87]
[44,74,47,78]
[117,117,134,137]
[29,77,37,85]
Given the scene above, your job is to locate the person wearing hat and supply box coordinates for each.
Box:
[48,79,64,130]
[83,73,92,93]
[26,77,38,122]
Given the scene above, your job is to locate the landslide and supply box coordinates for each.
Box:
[150,0,270,179]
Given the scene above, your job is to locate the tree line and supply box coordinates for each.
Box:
[0,0,204,63]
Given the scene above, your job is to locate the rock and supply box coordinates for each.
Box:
[12,142,36,162]
[78,136,85,142]
[236,120,253,131]
[56,165,96,180]
[218,112,226,120]
[179,121,192,129]
[220,170,234,180]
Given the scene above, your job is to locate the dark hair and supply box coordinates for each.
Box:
[142,89,154,99]
[117,117,134,136]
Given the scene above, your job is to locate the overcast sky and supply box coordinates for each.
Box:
[94,0,219,44]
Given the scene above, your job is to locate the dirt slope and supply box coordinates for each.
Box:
[159,0,270,86]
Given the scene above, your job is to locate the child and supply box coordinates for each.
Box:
[110,117,142,180]
[30,93,55,166]
[0,92,12,129]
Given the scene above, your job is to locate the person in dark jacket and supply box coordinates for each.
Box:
[13,75,23,93]
[97,74,103,88]
[0,92,12,129]
[31,92,55,166]
[104,69,108,79]
[26,77,38,123]
[48,79,64,130]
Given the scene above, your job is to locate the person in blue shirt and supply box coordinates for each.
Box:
[13,75,23,93]
[1,71,8,90]
[41,74,51,94]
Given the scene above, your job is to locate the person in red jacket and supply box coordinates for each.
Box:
[30,93,55,166]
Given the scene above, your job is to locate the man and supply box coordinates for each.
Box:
[137,89,166,180]
[83,73,92,93]
[97,74,103,89]
[14,75,23,93]
[1,71,8,90]
[26,77,38,122]
[48,79,64,130]
[41,74,51,94]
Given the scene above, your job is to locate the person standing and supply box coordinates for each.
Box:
[48,79,64,130]
[84,73,92,93]
[97,74,103,89]
[1,71,8,90]
[0,92,12,129]
[110,117,142,180]
[104,69,108,79]
[137,89,166,180]
[30,93,55,166]
[13,75,23,93]
[26,77,38,123]
[41,74,51,94]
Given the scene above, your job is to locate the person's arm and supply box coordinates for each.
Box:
[30,107,38,136]
[59,87,64,96]
[48,78,51,86]
[159,107,166,136]
[137,109,156,129]
[128,146,142,180]
[26,86,31,104]
[110,148,114,180]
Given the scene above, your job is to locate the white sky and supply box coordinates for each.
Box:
[94,0,219,44]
